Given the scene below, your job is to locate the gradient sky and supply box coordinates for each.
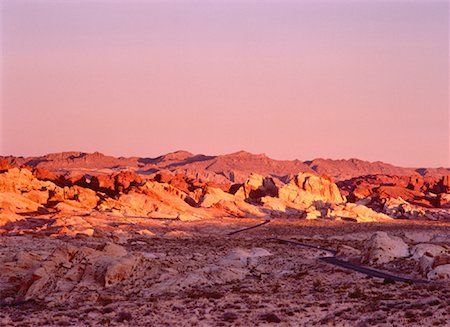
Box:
[1,0,449,167]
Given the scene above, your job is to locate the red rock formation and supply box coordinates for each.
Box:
[33,168,73,187]
[234,173,278,201]
[154,172,230,195]
[0,159,13,172]
[436,174,450,193]
[89,171,144,196]
[338,174,449,208]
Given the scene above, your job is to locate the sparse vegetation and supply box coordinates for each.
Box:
[348,286,365,299]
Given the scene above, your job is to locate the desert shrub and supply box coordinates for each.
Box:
[348,286,365,299]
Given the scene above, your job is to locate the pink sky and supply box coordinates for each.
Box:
[1,0,449,167]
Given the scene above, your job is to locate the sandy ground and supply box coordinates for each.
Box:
[1,217,450,326]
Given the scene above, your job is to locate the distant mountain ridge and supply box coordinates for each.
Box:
[1,150,449,183]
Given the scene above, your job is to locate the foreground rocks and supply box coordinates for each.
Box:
[0,220,449,326]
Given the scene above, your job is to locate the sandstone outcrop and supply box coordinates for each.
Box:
[211,199,265,218]
[0,168,61,205]
[14,243,143,302]
[102,181,210,219]
[33,168,72,187]
[0,159,13,171]
[89,171,144,196]
[0,208,23,226]
[330,203,392,222]
[438,193,450,208]
[0,192,44,214]
[234,173,278,201]
[279,172,344,206]
[0,153,448,224]
[198,187,236,208]
[62,185,99,209]
[259,196,305,217]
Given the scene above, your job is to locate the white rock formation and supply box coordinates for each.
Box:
[363,232,409,264]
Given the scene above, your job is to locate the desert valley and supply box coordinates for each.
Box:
[0,150,449,326]
[3,0,448,325]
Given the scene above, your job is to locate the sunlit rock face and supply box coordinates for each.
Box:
[278,172,345,207]
[0,152,448,230]
[328,203,392,222]
[197,187,235,208]
[0,168,60,202]
[234,173,278,201]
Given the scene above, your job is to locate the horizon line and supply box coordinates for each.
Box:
[1,149,449,170]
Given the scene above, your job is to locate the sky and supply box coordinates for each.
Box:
[1,0,449,167]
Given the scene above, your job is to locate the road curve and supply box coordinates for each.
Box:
[227,219,428,284]
[227,219,271,236]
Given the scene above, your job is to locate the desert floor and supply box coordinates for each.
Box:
[1,217,450,326]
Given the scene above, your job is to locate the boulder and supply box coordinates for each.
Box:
[363,232,409,264]
[260,196,287,212]
[427,264,450,280]
[432,254,450,268]
[340,175,409,202]
[102,243,128,257]
[114,182,201,217]
[114,171,144,193]
[219,248,272,268]
[104,255,139,287]
[259,196,306,218]
[0,168,33,193]
[410,244,449,260]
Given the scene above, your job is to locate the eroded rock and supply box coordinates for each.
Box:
[363,232,409,264]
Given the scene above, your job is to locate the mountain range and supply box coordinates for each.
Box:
[2,150,449,183]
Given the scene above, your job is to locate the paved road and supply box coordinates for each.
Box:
[227,219,428,284]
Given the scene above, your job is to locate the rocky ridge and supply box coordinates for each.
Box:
[3,151,448,183]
